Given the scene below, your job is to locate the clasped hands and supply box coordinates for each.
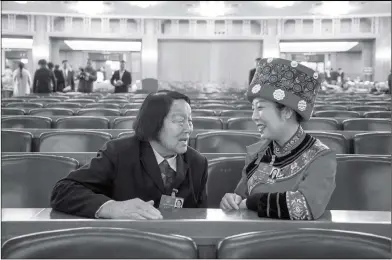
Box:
[220,193,247,211]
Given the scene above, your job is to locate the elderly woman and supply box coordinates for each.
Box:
[220,58,336,220]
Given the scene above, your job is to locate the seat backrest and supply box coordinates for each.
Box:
[342,119,391,131]
[66,99,96,103]
[1,154,79,207]
[195,131,260,153]
[301,118,340,131]
[85,103,121,109]
[76,108,121,117]
[54,117,110,129]
[39,131,112,152]
[141,78,158,93]
[2,227,198,259]
[314,105,348,111]
[45,102,83,109]
[226,118,257,131]
[308,131,348,154]
[202,104,234,110]
[1,130,33,152]
[118,131,135,139]
[98,99,130,104]
[207,156,245,208]
[6,102,44,108]
[313,110,361,118]
[351,105,388,112]
[1,108,25,115]
[192,117,223,130]
[1,116,52,129]
[220,110,253,117]
[112,117,136,130]
[354,132,392,155]
[327,155,391,211]
[364,111,391,118]
[217,229,391,259]
[123,104,142,109]
[191,109,216,117]
[29,98,61,103]
[123,109,139,116]
[365,101,391,106]
[29,108,74,116]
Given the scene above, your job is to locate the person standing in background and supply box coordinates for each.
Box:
[12,62,32,96]
[62,60,75,92]
[32,59,56,94]
[47,62,57,92]
[388,70,391,94]
[2,65,14,98]
[110,60,132,93]
[249,58,261,86]
[77,59,97,93]
[337,68,345,84]
[54,65,65,92]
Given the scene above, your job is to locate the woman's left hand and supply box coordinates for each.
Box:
[239,199,247,209]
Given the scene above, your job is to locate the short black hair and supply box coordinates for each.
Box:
[54,64,60,70]
[48,62,54,69]
[38,59,47,66]
[133,90,191,142]
[276,103,304,123]
[255,57,261,61]
[120,60,126,63]
[62,60,68,64]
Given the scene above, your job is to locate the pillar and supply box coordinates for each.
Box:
[374,17,391,82]
[262,19,280,58]
[50,38,61,66]
[361,41,374,81]
[141,19,158,79]
[32,15,50,72]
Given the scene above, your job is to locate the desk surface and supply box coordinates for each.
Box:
[2,208,391,247]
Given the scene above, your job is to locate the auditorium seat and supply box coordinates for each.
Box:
[112,117,136,129]
[54,117,110,129]
[102,95,128,100]
[66,99,96,104]
[192,117,223,129]
[1,108,25,115]
[307,132,348,154]
[1,154,79,207]
[29,98,61,103]
[365,101,391,106]
[217,229,391,259]
[85,103,121,109]
[199,100,227,104]
[235,105,252,110]
[123,109,139,116]
[342,118,391,131]
[1,227,198,259]
[3,98,25,102]
[39,131,112,152]
[328,155,391,211]
[301,118,340,131]
[330,101,362,106]
[118,131,135,138]
[2,116,52,129]
[6,102,44,109]
[353,132,392,155]
[202,104,234,110]
[364,111,392,118]
[1,130,33,152]
[350,105,388,112]
[227,118,257,131]
[45,102,83,109]
[123,104,143,109]
[195,131,260,153]
[220,110,253,117]
[314,105,348,111]
[76,108,121,117]
[191,109,216,116]
[313,110,360,118]
[98,99,129,104]
[207,156,245,208]
[29,108,74,116]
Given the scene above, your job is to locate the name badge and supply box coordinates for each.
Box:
[247,163,281,193]
[159,189,184,209]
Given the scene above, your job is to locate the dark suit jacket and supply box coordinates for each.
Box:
[63,69,75,91]
[53,69,65,92]
[33,67,56,93]
[77,67,97,93]
[110,70,132,93]
[50,136,208,218]
[249,68,256,85]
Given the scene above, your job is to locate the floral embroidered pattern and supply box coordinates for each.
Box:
[286,191,312,220]
[273,89,285,101]
[274,127,305,157]
[252,84,261,94]
[298,100,307,111]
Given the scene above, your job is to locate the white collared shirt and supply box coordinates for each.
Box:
[151,146,177,172]
[119,70,125,80]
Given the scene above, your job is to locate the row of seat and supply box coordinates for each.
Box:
[3,107,391,119]
[2,116,391,131]
[3,129,391,155]
[2,153,391,211]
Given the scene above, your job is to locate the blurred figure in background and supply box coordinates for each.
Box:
[32,59,56,94]
[54,64,65,92]
[110,60,132,93]
[2,65,14,98]
[47,62,57,92]
[249,57,261,86]
[12,61,32,96]
[62,60,75,92]
[77,58,97,93]
[388,70,391,94]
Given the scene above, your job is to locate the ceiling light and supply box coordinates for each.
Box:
[189,1,233,17]
[20,58,29,64]
[259,1,297,8]
[128,1,163,8]
[70,1,111,16]
[311,1,357,16]
[1,38,33,49]
[280,41,359,53]
[64,40,142,52]
[14,1,34,3]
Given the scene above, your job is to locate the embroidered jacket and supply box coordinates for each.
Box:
[234,127,337,220]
